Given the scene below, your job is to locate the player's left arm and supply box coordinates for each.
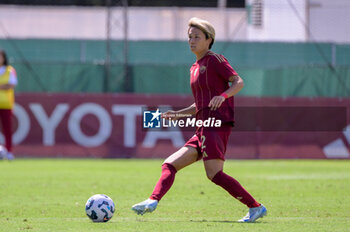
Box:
[208,75,244,111]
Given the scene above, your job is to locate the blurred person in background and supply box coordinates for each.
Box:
[132,17,266,223]
[0,49,17,160]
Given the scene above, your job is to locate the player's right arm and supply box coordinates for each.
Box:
[162,103,196,120]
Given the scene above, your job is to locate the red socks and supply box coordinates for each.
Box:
[211,170,260,208]
[0,109,12,152]
[149,164,260,208]
[150,163,177,201]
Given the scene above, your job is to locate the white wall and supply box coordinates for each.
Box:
[0,6,106,39]
[0,5,247,41]
[1,3,349,43]
[309,0,350,43]
[246,0,307,41]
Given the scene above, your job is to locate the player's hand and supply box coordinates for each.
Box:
[208,96,225,111]
[161,110,178,120]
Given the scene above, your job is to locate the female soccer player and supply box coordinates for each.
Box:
[132,17,267,222]
[0,50,17,160]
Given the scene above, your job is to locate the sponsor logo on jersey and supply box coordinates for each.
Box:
[199,65,207,73]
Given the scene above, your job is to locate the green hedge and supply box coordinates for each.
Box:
[1,39,349,96]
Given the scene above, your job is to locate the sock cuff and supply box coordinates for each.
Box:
[211,170,224,184]
[162,163,177,173]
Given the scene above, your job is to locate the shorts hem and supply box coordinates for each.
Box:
[203,156,225,161]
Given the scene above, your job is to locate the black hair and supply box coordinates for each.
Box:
[0,50,8,66]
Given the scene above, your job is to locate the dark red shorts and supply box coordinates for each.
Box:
[184,124,232,161]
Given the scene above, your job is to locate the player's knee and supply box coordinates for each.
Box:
[161,162,177,171]
[205,171,217,181]
[207,169,224,181]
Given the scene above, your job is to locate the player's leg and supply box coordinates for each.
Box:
[132,146,198,215]
[0,110,3,159]
[0,109,13,160]
[204,159,266,222]
[163,145,199,171]
[1,110,14,159]
[201,123,266,222]
[204,159,260,207]
[150,146,198,200]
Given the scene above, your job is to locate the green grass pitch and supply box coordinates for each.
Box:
[0,159,349,232]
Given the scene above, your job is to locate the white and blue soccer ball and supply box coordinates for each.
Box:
[85,194,115,222]
[0,145,8,159]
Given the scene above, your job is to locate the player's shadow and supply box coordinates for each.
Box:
[189,219,266,224]
[132,218,267,224]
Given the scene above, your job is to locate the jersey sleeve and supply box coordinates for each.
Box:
[210,54,238,82]
[8,66,18,86]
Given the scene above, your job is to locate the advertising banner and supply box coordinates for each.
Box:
[4,93,349,159]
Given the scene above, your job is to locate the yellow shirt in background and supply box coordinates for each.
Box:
[0,66,16,109]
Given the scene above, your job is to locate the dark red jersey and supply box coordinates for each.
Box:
[190,51,237,124]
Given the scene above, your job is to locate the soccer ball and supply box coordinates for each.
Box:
[0,145,8,159]
[85,194,115,222]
